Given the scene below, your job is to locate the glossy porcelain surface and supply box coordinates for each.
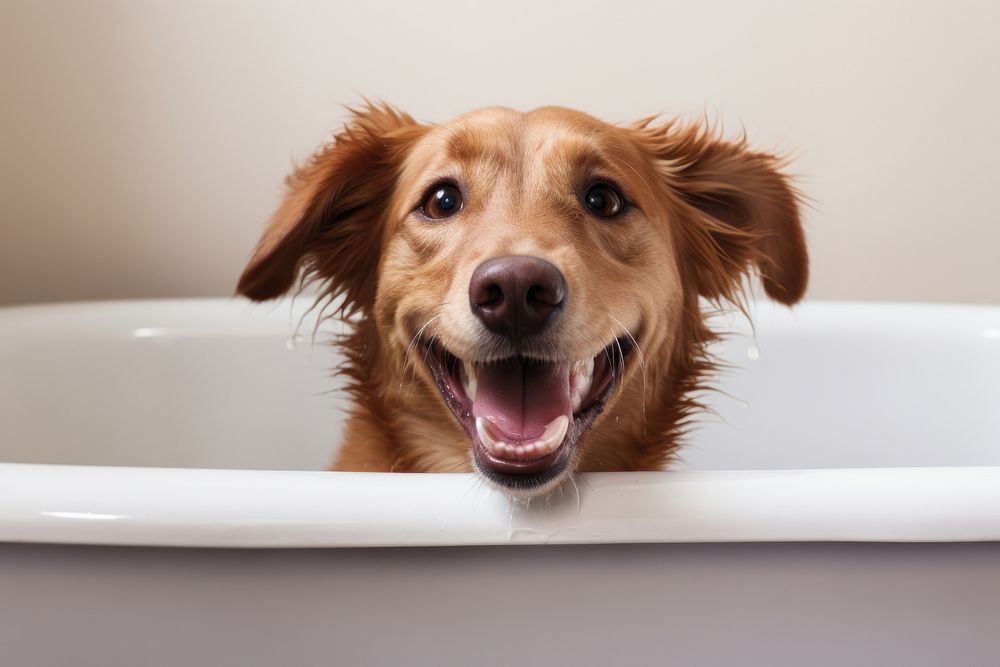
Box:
[1,298,999,547]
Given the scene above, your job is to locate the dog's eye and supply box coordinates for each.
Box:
[421,184,463,219]
[583,183,625,218]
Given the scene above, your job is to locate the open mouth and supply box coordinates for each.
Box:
[424,337,635,494]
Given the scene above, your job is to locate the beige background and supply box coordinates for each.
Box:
[1,0,998,306]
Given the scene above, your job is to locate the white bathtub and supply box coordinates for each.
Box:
[2,299,999,666]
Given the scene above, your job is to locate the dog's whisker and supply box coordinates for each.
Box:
[399,315,441,392]
[606,328,628,401]
[568,475,582,515]
[603,340,615,380]
[413,335,439,404]
[441,454,472,474]
[607,313,648,438]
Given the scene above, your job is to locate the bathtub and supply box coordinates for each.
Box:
[1,298,999,666]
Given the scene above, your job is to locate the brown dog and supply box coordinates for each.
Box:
[237,104,807,496]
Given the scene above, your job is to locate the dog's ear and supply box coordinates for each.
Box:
[633,120,808,304]
[237,103,425,313]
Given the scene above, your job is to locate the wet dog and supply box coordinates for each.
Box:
[237,104,807,497]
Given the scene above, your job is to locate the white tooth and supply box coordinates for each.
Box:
[570,357,595,413]
[462,361,478,401]
[475,417,498,453]
[478,415,569,460]
[535,415,570,456]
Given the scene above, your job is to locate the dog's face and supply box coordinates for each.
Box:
[379,107,684,493]
[238,104,807,496]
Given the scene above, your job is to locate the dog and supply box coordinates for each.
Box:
[237,103,807,497]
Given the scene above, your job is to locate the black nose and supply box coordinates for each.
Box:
[469,256,567,338]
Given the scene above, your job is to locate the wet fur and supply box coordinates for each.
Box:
[237,103,807,475]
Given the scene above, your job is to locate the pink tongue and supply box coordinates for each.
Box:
[472,359,571,442]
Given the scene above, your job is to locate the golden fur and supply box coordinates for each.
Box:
[237,103,807,487]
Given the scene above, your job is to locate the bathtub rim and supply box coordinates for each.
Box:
[3,298,1000,549]
[2,463,999,548]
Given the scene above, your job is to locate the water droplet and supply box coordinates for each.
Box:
[285,334,304,350]
[746,344,760,361]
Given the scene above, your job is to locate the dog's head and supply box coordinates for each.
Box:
[238,104,807,496]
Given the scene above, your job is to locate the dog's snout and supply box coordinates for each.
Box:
[469,256,566,338]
